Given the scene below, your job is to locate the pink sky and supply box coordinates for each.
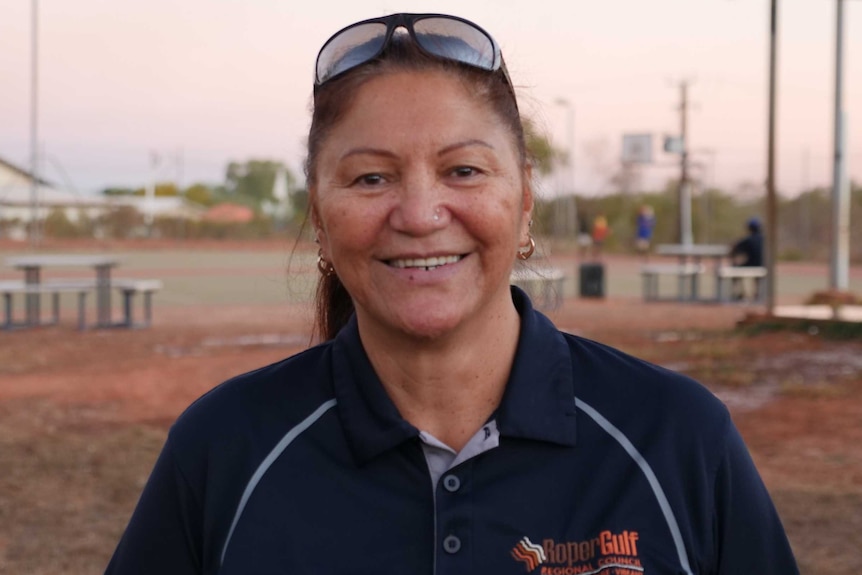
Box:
[0,0,859,197]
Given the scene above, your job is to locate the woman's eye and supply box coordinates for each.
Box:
[450,166,479,178]
[354,173,385,186]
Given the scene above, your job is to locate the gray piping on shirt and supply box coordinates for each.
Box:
[220,398,338,567]
[575,397,694,575]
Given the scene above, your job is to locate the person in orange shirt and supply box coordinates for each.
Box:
[591,213,610,259]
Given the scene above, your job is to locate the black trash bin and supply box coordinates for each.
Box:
[579,262,605,298]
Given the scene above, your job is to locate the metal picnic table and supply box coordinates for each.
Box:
[5,254,122,328]
[654,243,731,301]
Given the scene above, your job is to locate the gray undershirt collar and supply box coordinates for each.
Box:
[418,419,500,489]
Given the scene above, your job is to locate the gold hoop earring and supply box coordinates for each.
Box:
[517,235,536,260]
[317,249,335,276]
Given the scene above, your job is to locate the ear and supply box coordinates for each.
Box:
[308,186,325,242]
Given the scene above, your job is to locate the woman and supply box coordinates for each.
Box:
[106,13,798,574]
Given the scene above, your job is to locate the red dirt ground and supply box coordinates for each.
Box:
[0,241,860,574]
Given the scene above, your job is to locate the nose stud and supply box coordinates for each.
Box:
[433,208,442,223]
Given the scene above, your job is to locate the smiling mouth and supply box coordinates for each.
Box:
[387,254,463,271]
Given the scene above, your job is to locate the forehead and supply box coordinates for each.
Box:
[325,69,511,150]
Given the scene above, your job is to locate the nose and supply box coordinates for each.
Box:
[388,172,450,234]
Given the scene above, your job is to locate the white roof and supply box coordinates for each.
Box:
[110,195,206,218]
[0,156,109,207]
[0,182,110,207]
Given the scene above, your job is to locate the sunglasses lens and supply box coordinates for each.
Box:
[316,22,388,84]
[413,17,497,70]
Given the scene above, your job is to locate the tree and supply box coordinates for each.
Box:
[99,206,144,239]
[225,160,296,208]
[131,183,179,197]
[522,118,562,176]
[101,187,136,196]
[43,208,80,238]
[184,183,216,207]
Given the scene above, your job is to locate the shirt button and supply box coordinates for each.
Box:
[443,535,461,554]
[442,474,461,492]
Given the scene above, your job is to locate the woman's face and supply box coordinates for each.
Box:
[311,69,532,340]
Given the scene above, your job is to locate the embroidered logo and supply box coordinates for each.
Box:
[512,531,643,574]
[511,537,547,572]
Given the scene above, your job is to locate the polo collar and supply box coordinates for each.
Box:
[497,287,578,446]
[331,287,578,465]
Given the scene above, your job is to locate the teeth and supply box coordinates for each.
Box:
[390,255,461,269]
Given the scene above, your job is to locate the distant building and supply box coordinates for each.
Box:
[203,203,255,224]
[0,156,204,239]
[112,195,206,221]
[0,156,110,238]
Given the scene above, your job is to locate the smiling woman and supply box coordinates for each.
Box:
[105,13,799,575]
[312,69,529,348]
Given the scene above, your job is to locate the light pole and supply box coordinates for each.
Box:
[765,0,779,314]
[29,0,40,247]
[678,82,693,246]
[830,0,850,292]
[554,98,577,239]
[146,151,160,236]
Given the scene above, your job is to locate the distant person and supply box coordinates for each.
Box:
[730,216,764,300]
[635,204,656,258]
[591,213,610,259]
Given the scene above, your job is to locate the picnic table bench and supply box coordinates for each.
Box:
[715,266,767,302]
[114,279,164,328]
[5,254,121,328]
[0,277,163,330]
[640,263,705,301]
[1,279,92,330]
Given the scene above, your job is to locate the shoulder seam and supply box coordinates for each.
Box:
[219,398,338,568]
[575,396,694,575]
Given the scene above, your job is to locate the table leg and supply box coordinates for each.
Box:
[712,256,725,302]
[691,256,702,301]
[96,266,112,327]
[24,268,41,326]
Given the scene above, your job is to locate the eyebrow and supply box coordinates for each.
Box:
[339,148,398,161]
[438,139,495,156]
[339,139,495,162]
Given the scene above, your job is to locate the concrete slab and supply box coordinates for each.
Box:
[774,305,862,322]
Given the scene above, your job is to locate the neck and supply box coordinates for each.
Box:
[360,298,521,452]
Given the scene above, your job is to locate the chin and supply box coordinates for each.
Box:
[394,310,463,341]
[399,320,458,341]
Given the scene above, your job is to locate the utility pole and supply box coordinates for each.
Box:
[29,0,40,248]
[677,81,693,245]
[802,147,811,256]
[765,0,779,314]
[146,151,159,237]
[830,0,850,292]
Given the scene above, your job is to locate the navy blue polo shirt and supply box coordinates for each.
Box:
[106,288,798,574]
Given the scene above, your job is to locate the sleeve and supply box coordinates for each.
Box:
[104,438,203,575]
[712,423,799,574]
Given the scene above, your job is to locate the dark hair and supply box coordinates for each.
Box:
[305,35,526,341]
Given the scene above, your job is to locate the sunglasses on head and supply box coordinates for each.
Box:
[314,13,515,99]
